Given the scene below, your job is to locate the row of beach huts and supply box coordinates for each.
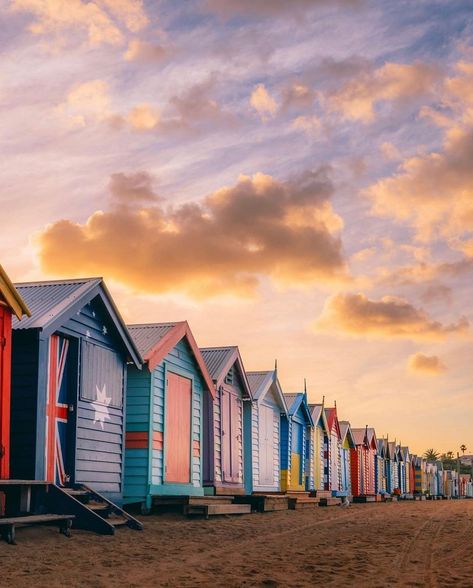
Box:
[0,267,471,543]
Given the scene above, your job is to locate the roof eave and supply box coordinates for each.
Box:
[0,266,31,320]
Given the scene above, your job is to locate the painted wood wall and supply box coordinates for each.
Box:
[124,337,205,504]
[313,426,324,491]
[280,405,311,492]
[11,296,128,501]
[244,389,281,493]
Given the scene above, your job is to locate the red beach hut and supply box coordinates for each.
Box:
[350,426,377,499]
[0,266,30,479]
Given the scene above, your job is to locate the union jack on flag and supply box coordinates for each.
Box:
[45,334,70,485]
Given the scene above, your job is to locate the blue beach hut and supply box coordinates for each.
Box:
[123,322,215,511]
[10,278,141,503]
[280,392,314,492]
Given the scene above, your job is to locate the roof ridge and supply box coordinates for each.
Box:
[128,321,183,328]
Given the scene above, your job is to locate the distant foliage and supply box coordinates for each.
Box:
[423,448,440,461]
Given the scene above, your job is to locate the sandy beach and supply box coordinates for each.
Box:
[1,500,471,588]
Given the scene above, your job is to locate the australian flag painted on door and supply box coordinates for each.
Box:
[46,334,71,485]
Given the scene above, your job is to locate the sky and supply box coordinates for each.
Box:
[1,0,472,455]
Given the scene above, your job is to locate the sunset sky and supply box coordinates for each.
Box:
[1,0,472,454]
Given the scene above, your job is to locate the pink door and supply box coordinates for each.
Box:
[165,373,191,483]
[221,388,241,483]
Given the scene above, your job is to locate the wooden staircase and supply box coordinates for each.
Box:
[48,484,143,534]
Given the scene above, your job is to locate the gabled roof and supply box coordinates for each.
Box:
[200,346,252,399]
[377,438,387,457]
[13,277,141,367]
[339,421,355,448]
[128,321,214,397]
[387,441,398,461]
[0,265,31,320]
[246,369,287,413]
[283,392,314,427]
[351,427,377,450]
[308,403,329,433]
[324,407,341,439]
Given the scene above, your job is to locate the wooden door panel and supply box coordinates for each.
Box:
[230,394,241,483]
[165,373,191,483]
[259,405,274,486]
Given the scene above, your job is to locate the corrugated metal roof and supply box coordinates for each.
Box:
[127,323,179,358]
[339,421,350,440]
[200,346,238,381]
[12,278,101,330]
[351,428,367,446]
[309,403,323,424]
[284,393,302,415]
[246,371,272,397]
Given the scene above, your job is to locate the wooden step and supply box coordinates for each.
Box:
[106,515,129,528]
[288,497,319,510]
[153,495,234,506]
[63,489,89,498]
[319,497,341,507]
[234,495,289,512]
[312,490,332,499]
[184,503,251,519]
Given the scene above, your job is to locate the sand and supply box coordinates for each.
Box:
[0,500,472,588]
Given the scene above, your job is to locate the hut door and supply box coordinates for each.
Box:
[291,421,303,488]
[221,388,240,483]
[259,405,274,486]
[165,373,191,484]
[45,334,78,486]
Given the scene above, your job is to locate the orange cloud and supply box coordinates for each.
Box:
[326,62,438,122]
[56,80,111,127]
[37,169,347,298]
[11,0,149,47]
[250,84,277,121]
[408,353,447,375]
[367,60,473,245]
[314,292,468,340]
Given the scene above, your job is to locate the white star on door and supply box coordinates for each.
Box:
[92,384,112,430]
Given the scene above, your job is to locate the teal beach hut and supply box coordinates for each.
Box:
[123,322,214,511]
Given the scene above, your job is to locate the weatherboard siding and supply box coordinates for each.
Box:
[63,298,128,500]
[249,396,281,493]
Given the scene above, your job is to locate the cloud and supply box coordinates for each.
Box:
[11,0,149,47]
[325,62,438,122]
[314,292,468,340]
[203,0,358,17]
[124,39,168,62]
[408,353,447,375]
[109,172,159,204]
[37,168,348,298]
[367,128,473,242]
[250,84,277,121]
[126,104,160,130]
[367,59,473,245]
[381,141,401,161]
[56,79,111,127]
[292,115,321,138]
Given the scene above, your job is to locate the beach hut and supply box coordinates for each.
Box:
[350,427,377,499]
[401,447,411,496]
[200,346,252,495]
[0,266,30,479]
[10,278,141,502]
[409,454,416,496]
[309,402,329,493]
[397,444,406,495]
[244,368,287,494]
[414,456,426,495]
[376,438,388,496]
[339,421,355,497]
[123,322,215,511]
[388,441,400,493]
[324,405,343,495]
[281,392,314,492]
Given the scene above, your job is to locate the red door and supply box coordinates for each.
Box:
[0,307,12,479]
[165,373,192,483]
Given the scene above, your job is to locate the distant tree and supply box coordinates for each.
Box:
[460,444,467,455]
[424,448,440,461]
[446,451,454,459]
